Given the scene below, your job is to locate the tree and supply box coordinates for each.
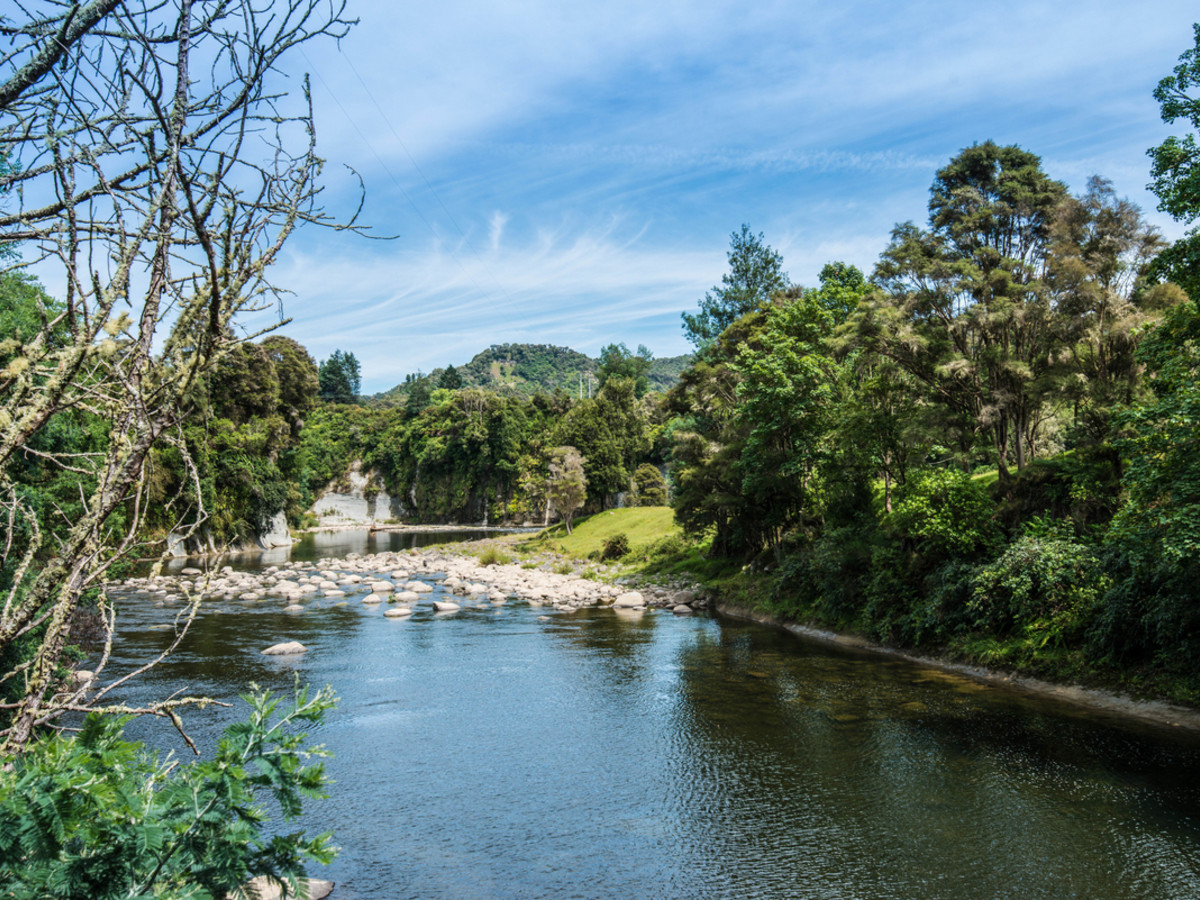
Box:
[633,463,668,506]
[862,142,1069,479]
[553,376,651,509]
[318,349,362,404]
[1047,176,1176,441]
[729,289,837,556]
[547,446,587,534]
[438,364,464,390]
[0,0,356,752]
[597,343,653,397]
[682,224,789,347]
[1147,23,1200,298]
[261,336,320,435]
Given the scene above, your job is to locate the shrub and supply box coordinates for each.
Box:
[0,683,336,900]
[886,468,998,558]
[600,533,630,561]
[969,528,1108,645]
[478,546,513,566]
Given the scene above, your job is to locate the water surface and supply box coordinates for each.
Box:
[105,535,1200,899]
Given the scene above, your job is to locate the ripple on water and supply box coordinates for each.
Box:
[100,544,1200,900]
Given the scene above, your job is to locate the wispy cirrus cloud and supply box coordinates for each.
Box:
[251,0,1199,392]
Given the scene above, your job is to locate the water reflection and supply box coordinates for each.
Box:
[161,528,530,573]
[101,546,1200,900]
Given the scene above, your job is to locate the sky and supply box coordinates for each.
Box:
[241,0,1200,393]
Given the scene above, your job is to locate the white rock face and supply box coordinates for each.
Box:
[307,459,408,526]
[261,641,307,655]
[613,591,646,608]
[256,510,294,550]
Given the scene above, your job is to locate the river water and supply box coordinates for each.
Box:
[103,531,1200,899]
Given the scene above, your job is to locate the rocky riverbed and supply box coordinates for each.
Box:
[109,546,708,640]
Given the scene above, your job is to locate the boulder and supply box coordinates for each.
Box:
[384,607,412,618]
[282,604,305,613]
[392,591,420,604]
[612,591,645,609]
[404,581,433,593]
[672,604,693,614]
[261,641,307,655]
[432,600,460,612]
[231,876,334,900]
[368,580,393,593]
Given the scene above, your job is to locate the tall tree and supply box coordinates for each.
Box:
[597,342,653,397]
[862,142,1069,479]
[1148,23,1200,298]
[682,224,789,347]
[1048,177,1176,441]
[318,350,361,404]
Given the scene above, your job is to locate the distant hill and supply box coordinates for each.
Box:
[371,343,693,404]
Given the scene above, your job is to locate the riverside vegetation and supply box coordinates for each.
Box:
[6,8,1200,897]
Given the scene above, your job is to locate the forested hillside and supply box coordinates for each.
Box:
[371,343,694,404]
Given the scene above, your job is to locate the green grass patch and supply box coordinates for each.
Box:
[521,506,680,559]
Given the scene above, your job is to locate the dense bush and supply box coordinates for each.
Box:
[969,522,1108,645]
[885,469,998,559]
[0,684,336,900]
[600,533,630,560]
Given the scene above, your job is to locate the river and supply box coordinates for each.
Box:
[102,531,1200,899]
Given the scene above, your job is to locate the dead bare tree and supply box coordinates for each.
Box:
[0,0,359,752]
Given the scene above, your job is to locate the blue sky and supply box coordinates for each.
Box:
[249,0,1199,393]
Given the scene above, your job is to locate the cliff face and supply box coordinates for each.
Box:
[308,460,409,526]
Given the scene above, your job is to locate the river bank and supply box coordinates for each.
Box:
[713,601,1200,734]
[111,530,1200,736]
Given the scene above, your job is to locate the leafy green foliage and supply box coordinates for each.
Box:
[681,224,789,347]
[0,683,337,900]
[597,343,653,397]
[632,463,668,507]
[552,377,651,510]
[318,350,361,404]
[600,532,630,561]
[969,524,1107,642]
[1148,24,1200,298]
[886,468,998,558]
[1109,298,1200,564]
